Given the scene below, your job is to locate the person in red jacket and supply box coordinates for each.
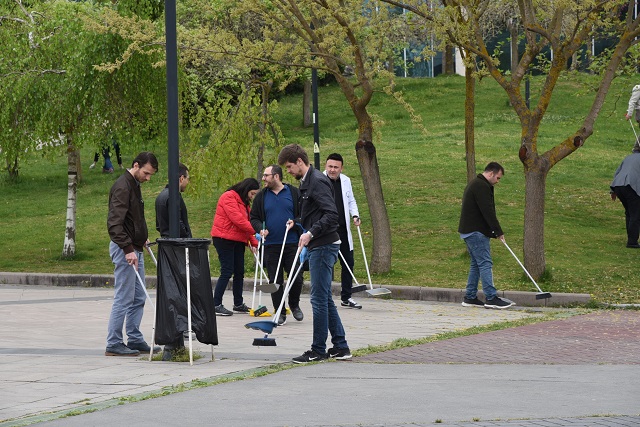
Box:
[211,178,260,316]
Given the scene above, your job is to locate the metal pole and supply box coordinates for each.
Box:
[165,0,180,238]
[312,67,320,169]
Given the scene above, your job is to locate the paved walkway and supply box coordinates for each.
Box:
[0,284,638,427]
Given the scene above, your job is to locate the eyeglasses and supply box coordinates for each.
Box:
[262,173,274,178]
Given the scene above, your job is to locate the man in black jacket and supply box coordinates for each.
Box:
[250,165,304,325]
[458,162,514,309]
[106,152,160,356]
[156,163,192,239]
[278,144,351,363]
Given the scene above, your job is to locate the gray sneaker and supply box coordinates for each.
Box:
[105,342,139,357]
[126,341,161,354]
[215,304,233,316]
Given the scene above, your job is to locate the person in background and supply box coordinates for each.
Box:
[458,162,515,310]
[278,144,352,363]
[250,165,304,326]
[211,178,260,316]
[91,138,123,173]
[610,147,640,248]
[105,152,161,356]
[324,153,362,309]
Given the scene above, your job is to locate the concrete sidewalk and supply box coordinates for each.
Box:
[1,284,637,427]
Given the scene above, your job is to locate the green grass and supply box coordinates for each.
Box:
[2,74,639,303]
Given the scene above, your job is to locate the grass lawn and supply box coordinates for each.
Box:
[1,73,639,304]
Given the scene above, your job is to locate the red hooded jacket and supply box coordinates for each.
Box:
[210,190,259,247]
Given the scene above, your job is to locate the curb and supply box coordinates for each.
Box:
[0,271,590,307]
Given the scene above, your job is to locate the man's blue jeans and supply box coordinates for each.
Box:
[308,243,348,355]
[463,232,497,300]
[107,241,147,347]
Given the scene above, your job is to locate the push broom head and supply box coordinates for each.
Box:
[245,320,278,334]
[253,335,277,346]
[252,305,268,317]
[536,292,552,300]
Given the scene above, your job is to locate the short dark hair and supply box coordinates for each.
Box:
[178,163,189,178]
[269,164,283,180]
[484,162,504,175]
[326,153,344,164]
[229,178,260,205]
[278,144,309,166]
[132,152,159,172]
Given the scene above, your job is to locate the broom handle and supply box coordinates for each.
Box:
[273,246,302,320]
[356,225,373,290]
[630,119,640,146]
[273,224,290,283]
[338,250,362,288]
[501,240,544,294]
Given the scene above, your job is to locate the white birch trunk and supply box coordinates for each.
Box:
[62,135,78,258]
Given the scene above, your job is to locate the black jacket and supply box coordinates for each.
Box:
[296,165,340,250]
[250,183,301,233]
[458,173,503,238]
[107,171,148,253]
[155,186,192,238]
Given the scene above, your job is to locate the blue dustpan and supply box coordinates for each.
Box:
[245,320,278,334]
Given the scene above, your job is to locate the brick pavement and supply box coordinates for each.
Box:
[356,311,640,364]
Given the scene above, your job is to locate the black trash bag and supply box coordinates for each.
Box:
[155,238,218,345]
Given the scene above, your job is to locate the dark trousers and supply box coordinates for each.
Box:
[335,233,355,302]
[212,238,246,307]
[614,185,640,246]
[264,244,303,311]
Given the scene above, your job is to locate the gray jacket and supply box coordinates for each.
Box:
[611,153,640,196]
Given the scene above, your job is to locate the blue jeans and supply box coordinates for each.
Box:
[463,232,497,300]
[212,238,246,307]
[308,243,348,355]
[106,241,147,347]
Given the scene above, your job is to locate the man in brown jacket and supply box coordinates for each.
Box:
[105,152,159,356]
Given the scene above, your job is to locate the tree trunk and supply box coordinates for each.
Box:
[464,64,476,183]
[256,81,272,180]
[6,155,19,181]
[354,111,391,273]
[303,78,312,127]
[444,45,455,75]
[62,135,78,258]
[522,167,547,278]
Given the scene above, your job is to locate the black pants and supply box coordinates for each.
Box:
[212,238,246,307]
[335,231,355,302]
[614,185,640,246]
[263,244,303,312]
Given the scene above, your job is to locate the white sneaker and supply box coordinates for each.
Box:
[89,162,96,169]
[341,298,362,309]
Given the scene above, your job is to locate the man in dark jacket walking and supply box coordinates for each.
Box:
[278,144,351,363]
[250,165,304,325]
[106,152,160,356]
[458,162,514,309]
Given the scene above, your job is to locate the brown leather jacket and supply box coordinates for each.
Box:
[107,171,148,254]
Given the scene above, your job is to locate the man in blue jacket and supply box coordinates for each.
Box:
[250,164,304,325]
[458,162,514,310]
[278,144,351,363]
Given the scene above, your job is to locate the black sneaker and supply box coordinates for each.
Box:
[327,347,352,360]
[278,313,287,326]
[215,304,233,316]
[341,298,362,309]
[126,341,161,354]
[233,303,251,313]
[292,349,327,364]
[461,297,485,308]
[105,342,140,357]
[291,306,304,321]
[484,297,515,309]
